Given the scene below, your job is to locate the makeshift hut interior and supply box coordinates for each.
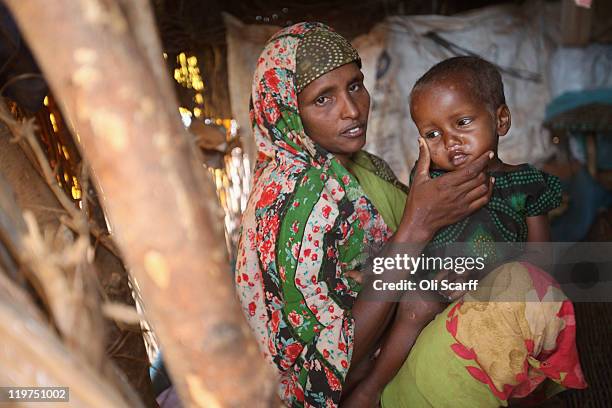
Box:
[152,0,515,127]
[0,0,611,407]
[152,0,612,119]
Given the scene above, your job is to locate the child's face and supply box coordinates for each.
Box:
[410,78,509,171]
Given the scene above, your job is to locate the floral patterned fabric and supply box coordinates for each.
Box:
[381,262,587,408]
[234,23,393,407]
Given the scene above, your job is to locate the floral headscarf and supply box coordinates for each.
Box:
[235,23,393,407]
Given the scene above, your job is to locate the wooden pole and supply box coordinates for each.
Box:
[0,122,157,406]
[0,272,133,408]
[3,1,275,406]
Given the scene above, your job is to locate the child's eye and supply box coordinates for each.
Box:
[424,130,441,139]
[457,117,473,126]
[315,96,330,106]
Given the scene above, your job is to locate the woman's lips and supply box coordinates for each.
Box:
[449,151,469,166]
[340,125,365,139]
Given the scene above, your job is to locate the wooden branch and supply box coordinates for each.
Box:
[1,111,156,406]
[0,265,133,408]
[0,103,82,226]
[0,172,27,277]
[116,0,179,110]
[4,1,275,406]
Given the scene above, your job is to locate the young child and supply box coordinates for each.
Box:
[343,56,567,407]
[409,56,561,278]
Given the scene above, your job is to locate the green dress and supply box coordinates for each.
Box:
[417,165,562,274]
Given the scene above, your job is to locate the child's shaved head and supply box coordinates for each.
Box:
[411,56,506,113]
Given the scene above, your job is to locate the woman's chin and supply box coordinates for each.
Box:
[326,137,367,164]
[347,136,367,153]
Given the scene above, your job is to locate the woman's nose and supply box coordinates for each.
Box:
[340,94,359,119]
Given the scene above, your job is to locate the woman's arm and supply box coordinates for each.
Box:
[349,139,495,369]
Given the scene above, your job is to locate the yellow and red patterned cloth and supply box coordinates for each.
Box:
[382,261,586,407]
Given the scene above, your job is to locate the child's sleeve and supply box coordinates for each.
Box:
[525,169,563,217]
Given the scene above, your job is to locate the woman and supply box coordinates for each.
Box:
[235,23,584,407]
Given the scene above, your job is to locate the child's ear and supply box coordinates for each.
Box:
[496,104,511,136]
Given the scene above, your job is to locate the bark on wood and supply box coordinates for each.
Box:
[115,0,179,112]
[4,1,275,406]
[0,155,141,407]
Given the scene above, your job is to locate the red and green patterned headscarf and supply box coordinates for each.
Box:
[235,23,393,407]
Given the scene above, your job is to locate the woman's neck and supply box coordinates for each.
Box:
[334,153,352,167]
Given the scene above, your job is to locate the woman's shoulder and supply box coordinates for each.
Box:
[356,150,409,193]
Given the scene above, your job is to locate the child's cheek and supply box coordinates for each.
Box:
[429,143,442,160]
[427,144,444,168]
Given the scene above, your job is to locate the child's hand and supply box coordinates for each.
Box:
[434,269,468,301]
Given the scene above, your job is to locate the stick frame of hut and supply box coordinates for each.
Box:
[3,0,275,406]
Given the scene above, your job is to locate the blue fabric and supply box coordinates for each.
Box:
[150,352,172,397]
[545,89,612,241]
[545,89,612,121]
[568,132,612,170]
[551,168,612,242]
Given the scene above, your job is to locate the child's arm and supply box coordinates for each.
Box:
[341,292,444,407]
[526,215,552,268]
[526,215,550,242]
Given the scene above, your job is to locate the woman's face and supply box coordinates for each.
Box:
[297,62,370,165]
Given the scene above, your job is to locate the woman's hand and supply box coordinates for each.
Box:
[397,138,494,243]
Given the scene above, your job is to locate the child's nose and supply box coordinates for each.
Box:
[444,133,461,148]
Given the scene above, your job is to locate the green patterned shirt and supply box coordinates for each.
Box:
[416,164,562,271]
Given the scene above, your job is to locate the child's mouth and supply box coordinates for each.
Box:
[449,151,469,166]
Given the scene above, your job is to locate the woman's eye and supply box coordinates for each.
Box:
[457,117,473,126]
[349,82,361,92]
[315,96,330,106]
[425,130,441,139]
